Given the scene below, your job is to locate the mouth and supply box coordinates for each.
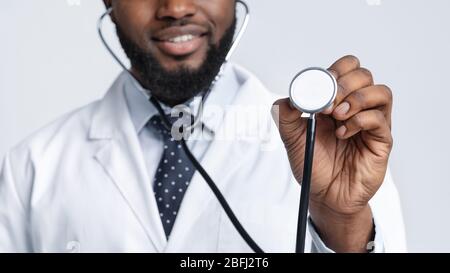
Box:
[152,25,209,57]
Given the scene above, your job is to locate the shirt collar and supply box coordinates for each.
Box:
[124,63,241,135]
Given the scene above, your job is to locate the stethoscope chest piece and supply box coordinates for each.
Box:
[289,67,337,114]
[289,67,337,253]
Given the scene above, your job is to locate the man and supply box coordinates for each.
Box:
[0,0,406,252]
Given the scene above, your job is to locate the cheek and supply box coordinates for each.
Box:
[113,2,156,47]
[206,3,235,43]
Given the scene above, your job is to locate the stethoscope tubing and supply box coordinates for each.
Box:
[98,0,322,254]
[296,115,317,253]
[97,1,264,253]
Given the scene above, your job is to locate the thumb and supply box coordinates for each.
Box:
[271,98,306,136]
[272,98,309,183]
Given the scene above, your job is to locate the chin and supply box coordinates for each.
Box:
[162,60,205,74]
[158,50,209,73]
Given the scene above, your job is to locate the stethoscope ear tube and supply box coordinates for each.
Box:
[98,0,323,253]
[98,1,264,253]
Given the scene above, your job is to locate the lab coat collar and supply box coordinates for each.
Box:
[89,73,167,251]
[123,62,240,136]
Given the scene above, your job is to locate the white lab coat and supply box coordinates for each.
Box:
[0,64,407,253]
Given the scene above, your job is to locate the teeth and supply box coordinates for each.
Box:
[168,34,195,43]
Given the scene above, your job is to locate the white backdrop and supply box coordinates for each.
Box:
[1,0,450,252]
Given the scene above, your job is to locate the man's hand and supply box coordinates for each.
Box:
[272,55,393,252]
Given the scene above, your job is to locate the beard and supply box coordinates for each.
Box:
[116,19,237,107]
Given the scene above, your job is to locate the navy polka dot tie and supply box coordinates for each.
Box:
[148,115,196,238]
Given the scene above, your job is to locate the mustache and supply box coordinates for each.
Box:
[162,17,209,27]
[157,18,213,33]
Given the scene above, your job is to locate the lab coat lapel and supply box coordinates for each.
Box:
[165,68,262,252]
[164,139,247,252]
[90,73,167,252]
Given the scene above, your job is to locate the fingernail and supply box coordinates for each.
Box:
[334,102,350,115]
[336,125,347,137]
[323,104,334,114]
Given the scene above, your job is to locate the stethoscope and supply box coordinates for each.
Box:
[290,68,338,253]
[97,1,337,254]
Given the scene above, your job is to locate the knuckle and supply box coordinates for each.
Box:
[380,84,393,101]
[353,113,364,128]
[374,110,385,121]
[389,136,394,149]
[335,83,348,100]
[328,69,339,79]
[344,55,361,68]
[359,67,373,82]
[351,90,367,108]
[384,133,394,151]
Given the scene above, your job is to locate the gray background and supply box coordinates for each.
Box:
[1,0,449,252]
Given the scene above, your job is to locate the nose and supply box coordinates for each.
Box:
[156,0,197,21]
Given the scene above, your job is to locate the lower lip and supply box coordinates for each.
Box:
[155,36,206,57]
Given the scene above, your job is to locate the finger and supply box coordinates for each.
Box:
[327,69,339,81]
[335,110,392,147]
[323,55,361,114]
[323,67,374,114]
[332,85,393,123]
[336,68,374,106]
[328,55,361,78]
[272,98,303,127]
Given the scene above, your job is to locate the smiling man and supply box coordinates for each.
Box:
[0,0,406,253]
[114,0,236,106]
